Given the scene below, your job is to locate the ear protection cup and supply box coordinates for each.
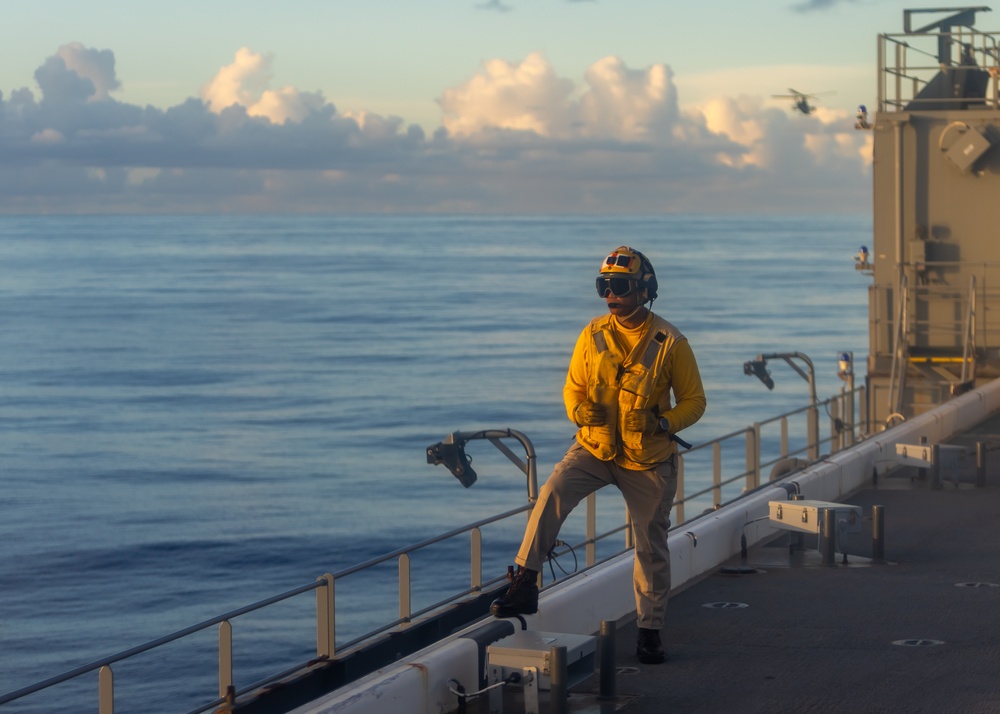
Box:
[633,250,658,302]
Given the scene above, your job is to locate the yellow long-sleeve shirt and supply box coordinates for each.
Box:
[563,311,706,470]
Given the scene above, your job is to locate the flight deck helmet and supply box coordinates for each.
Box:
[595,246,658,303]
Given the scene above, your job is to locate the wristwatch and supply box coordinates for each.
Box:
[658,417,670,433]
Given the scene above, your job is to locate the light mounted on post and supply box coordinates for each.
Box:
[426,434,478,488]
[426,428,540,502]
[838,351,854,381]
[743,357,775,390]
[744,352,817,404]
[744,351,820,460]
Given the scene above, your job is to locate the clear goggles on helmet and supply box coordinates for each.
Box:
[596,276,636,298]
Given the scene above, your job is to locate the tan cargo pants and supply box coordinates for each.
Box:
[515,442,678,629]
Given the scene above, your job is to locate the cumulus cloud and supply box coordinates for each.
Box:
[32,42,121,103]
[0,43,872,214]
[201,47,272,113]
[437,51,866,180]
[439,53,683,143]
[578,57,678,140]
[439,52,575,135]
[201,48,328,124]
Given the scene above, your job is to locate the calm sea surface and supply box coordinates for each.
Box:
[0,214,869,712]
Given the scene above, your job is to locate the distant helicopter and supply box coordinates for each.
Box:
[771,88,835,115]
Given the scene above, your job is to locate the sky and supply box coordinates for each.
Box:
[0,0,962,214]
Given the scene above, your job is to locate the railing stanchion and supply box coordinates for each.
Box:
[98,666,113,714]
[844,378,856,447]
[586,493,597,566]
[676,454,685,525]
[808,404,820,461]
[830,399,840,454]
[317,573,335,658]
[860,384,869,437]
[713,442,722,507]
[471,528,483,591]
[399,554,411,625]
[219,620,233,700]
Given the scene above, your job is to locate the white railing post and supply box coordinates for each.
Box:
[860,384,869,436]
[316,573,335,658]
[586,493,597,566]
[219,620,233,700]
[470,528,482,591]
[808,403,820,461]
[829,399,840,454]
[98,666,113,714]
[676,454,686,525]
[399,554,411,626]
[713,442,722,507]
[846,384,855,446]
[747,425,760,490]
[839,386,850,449]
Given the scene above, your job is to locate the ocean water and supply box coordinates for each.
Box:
[0,214,870,712]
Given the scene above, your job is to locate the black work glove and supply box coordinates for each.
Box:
[574,401,607,426]
[624,409,658,434]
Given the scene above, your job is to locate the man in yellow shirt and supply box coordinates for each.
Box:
[490,246,707,664]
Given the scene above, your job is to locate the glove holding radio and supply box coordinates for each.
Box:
[574,401,608,426]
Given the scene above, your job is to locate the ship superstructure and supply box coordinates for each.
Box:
[868,6,1000,425]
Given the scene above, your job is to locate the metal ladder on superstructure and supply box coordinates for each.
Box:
[888,274,977,418]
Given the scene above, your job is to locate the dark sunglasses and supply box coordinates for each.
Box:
[596,276,635,298]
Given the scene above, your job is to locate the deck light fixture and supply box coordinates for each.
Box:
[426,429,540,501]
[744,352,820,459]
[744,357,775,390]
[426,435,478,488]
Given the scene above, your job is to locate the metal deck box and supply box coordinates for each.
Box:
[768,499,863,535]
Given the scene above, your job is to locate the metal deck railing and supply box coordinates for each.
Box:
[0,385,868,713]
[878,9,1000,113]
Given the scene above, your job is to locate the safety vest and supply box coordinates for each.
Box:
[576,313,685,468]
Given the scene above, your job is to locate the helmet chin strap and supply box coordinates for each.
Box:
[620,303,646,322]
[617,288,652,323]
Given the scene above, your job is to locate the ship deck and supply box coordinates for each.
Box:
[481,413,1000,714]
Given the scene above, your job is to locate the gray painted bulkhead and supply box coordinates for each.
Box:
[868,13,1000,426]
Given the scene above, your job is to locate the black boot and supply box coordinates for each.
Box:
[636,627,666,664]
[490,567,539,617]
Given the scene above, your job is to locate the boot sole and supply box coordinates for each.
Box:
[490,603,538,617]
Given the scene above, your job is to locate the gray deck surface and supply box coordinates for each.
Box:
[482,413,1000,713]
